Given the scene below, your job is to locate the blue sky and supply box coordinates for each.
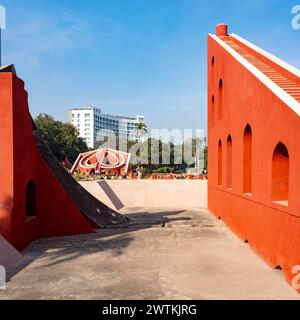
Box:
[1,0,299,132]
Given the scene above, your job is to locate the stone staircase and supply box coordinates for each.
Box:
[223,39,300,102]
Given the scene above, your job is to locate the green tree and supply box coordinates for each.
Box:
[35,113,88,163]
[204,146,208,170]
[135,122,148,141]
[94,136,137,152]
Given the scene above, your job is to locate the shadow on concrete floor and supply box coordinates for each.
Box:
[105,209,190,230]
[9,209,191,277]
[97,180,125,210]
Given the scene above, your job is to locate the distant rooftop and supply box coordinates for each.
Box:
[69,106,144,122]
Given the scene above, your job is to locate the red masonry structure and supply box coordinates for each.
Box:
[70,148,130,176]
[0,66,126,251]
[208,24,300,292]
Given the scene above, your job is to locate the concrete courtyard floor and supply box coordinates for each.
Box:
[0,207,299,300]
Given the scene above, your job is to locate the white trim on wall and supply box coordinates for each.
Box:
[209,34,300,117]
[231,33,300,79]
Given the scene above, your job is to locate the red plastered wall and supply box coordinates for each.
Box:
[0,72,93,251]
[207,33,300,293]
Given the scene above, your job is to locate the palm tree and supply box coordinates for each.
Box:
[135,123,148,141]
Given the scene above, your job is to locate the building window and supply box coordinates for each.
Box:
[218,79,223,119]
[226,135,232,189]
[218,140,222,186]
[243,124,252,194]
[272,142,289,206]
[26,180,37,219]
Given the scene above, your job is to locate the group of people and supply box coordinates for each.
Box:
[81,169,128,180]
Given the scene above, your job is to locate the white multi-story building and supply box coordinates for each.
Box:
[68,106,145,148]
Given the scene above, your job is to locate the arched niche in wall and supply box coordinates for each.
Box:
[26,180,37,219]
[243,124,252,195]
[226,135,232,189]
[218,139,222,186]
[271,142,289,206]
[218,79,223,119]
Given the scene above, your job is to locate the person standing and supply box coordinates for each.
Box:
[136,165,143,179]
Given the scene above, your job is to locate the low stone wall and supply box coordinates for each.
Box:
[0,235,24,274]
[80,180,207,209]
